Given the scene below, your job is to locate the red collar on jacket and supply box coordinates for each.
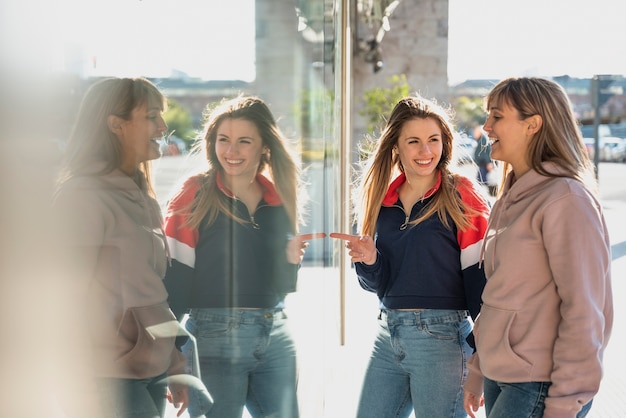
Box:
[381,170,441,206]
[216,171,282,206]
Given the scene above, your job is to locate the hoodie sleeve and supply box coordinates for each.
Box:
[456,177,490,322]
[162,177,200,321]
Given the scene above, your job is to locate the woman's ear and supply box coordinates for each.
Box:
[527,114,543,135]
[107,115,123,134]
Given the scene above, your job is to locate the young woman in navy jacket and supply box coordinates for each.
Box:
[332,95,490,418]
[163,96,322,418]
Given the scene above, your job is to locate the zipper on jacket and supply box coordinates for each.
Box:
[390,203,410,230]
[395,200,428,231]
[400,214,409,230]
[248,202,269,229]
[230,195,265,229]
[249,214,260,229]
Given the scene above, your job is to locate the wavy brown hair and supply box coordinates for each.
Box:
[357,95,481,237]
[181,96,300,232]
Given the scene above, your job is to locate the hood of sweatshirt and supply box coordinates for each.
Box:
[483,161,572,271]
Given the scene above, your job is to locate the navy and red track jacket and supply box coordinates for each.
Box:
[355,171,489,321]
[162,174,297,320]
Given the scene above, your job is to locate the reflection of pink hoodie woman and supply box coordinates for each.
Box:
[53,77,199,418]
[463,77,613,418]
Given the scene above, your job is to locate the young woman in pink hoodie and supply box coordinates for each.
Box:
[463,77,613,418]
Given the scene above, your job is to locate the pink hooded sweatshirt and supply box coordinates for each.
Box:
[464,162,613,418]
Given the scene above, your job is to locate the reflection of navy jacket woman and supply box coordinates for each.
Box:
[473,135,492,184]
[163,174,298,318]
[162,173,300,418]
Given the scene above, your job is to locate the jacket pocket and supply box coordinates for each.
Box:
[116,302,188,377]
[476,304,533,381]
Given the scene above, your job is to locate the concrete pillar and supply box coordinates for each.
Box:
[352,0,450,144]
[255,0,302,138]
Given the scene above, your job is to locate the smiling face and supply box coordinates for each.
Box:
[215,117,266,181]
[483,100,533,176]
[396,117,443,181]
[114,103,167,175]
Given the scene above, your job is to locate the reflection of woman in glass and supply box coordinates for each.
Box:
[53,77,191,418]
[163,96,322,418]
[332,95,490,418]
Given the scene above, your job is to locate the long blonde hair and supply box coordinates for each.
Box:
[357,95,480,237]
[182,96,300,232]
[485,77,597,193]
[57,77,166,197]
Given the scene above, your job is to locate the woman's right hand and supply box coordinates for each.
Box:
[463,390,484,418]
[286,232,326,264]
[166,383,190,417]
[329,232,377,265]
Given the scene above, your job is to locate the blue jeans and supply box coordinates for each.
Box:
[357,309,472,418]
[184,308,299,418]
[483,377,593,418]
[95,373,168,418]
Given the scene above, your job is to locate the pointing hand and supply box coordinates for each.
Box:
[287,232,326,264]
[329,232,377,265]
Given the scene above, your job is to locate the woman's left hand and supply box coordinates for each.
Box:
[166,383,190,417]
[286,232,326,264]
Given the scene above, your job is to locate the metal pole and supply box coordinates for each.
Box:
[338,0,352,346]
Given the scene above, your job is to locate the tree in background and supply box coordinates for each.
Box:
[360,74,410,136]
[164,99,195,144]
[452,95,486,133]
[294,88,335,162]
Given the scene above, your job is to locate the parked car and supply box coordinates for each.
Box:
[598,137,626,162]
[454,132,477,165]
[159,135,188,156]
[583,137,595,160]
[585,137,626,162]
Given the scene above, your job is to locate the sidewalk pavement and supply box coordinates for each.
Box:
[587,200,626,418]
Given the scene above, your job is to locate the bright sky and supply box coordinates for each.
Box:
[3,0,625,84]
[2,0,256,81]
[448,0,626,85]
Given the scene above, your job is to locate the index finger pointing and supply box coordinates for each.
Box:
[329,232,357,242]
[298,232,327,241]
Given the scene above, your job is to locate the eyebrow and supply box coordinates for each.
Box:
[403,133,441,140]
[217,133,256,141]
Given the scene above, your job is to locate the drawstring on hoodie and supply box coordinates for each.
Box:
[480,172,516,271]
